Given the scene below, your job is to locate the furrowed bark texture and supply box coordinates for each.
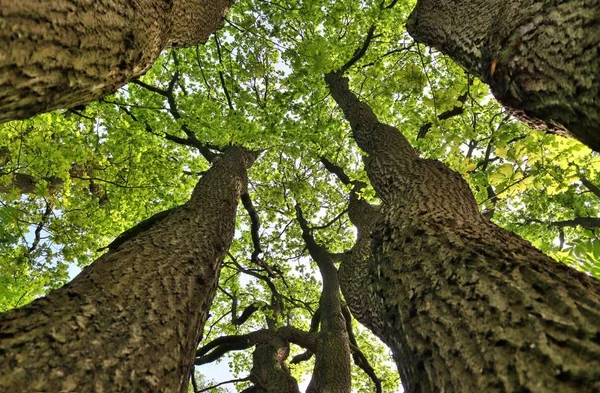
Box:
[249,338,301,393]
[325,73,600,393]
[0,0,229,122]
[297,206,352,393]
[0,147,255,392]
[338,184,387,341]
[406,0,600,151]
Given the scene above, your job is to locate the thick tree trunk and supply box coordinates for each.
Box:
[0,0,229,123]
[406,0,600,151]
[325,73,600,393]
[0,147,255,392]
[248,338,300,393]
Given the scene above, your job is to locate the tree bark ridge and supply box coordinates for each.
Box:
[0,0,230,122]
[325,72,600,393]
[406,0,600,150]
[0,147,256,392]
[296,204,352,393]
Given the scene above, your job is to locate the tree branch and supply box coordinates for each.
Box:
[195,327,318,365]
[342,306,382,393]
[311,208,348,230]
[241,192,265,268]
[231,295,264,326]
[214,34,234,111]
[417,91,468,139]
[581,176,600,200]
[131,72,219,162]
[290,350,313,364]
[27,201,53,254]
[320,156,351,185]
[338,25,377,75]
[551,217,600,230]
[131,79,168,97]
[196,376,252,393]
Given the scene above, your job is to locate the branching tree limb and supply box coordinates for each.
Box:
[295,203,352,392]
[196,376,252,393]
[195,326,318,365]
[342,306,382,393]
[27,201,53,254]
[240,191,276,278]
[417,91,469,139]
[338,25,377,75]
[581,176,600,200]
[131,72,218,162]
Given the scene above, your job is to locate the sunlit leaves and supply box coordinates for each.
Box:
[2,0,600,390]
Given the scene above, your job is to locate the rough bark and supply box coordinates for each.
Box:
[338,183,382,330]
[248,338,301,393]
[195,326,319,366]
[323,172,386,342]
[406,0,600,151]
[0,0,230,122]
[0,147,255,392]
[325,73,600,393]
[296,205,352,393]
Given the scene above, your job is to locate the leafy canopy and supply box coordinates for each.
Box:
[2,0,600,389]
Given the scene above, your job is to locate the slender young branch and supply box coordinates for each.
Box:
[320,156,352,185]
[311,208,349,230]
[226,254,314,313]
[525,216,600,230]
[196,377,252,393]
[383,0,399,9]
[214,34,234,111]
[129,74,218,162]
[230,296,264,326]
[27,201,53,254]
[195,45,214,99]
[131,79,168,96]
[342,306,382,393]
[191,366,200,393]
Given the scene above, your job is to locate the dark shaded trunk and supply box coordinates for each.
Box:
[325,73,600,393]
[248,338,300,393]
[0,0,229,122]
[406,0,600,151]
[0,147,255,392]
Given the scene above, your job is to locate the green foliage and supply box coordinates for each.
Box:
[2,0,600,389]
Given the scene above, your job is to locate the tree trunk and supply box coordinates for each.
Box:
[325,73,600,393]
[406,0,600,151]
[0,147,255,392]
[296,205,352,393]
[0,0,229,123]
[338,183,386,341]
[248,338,300,393]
